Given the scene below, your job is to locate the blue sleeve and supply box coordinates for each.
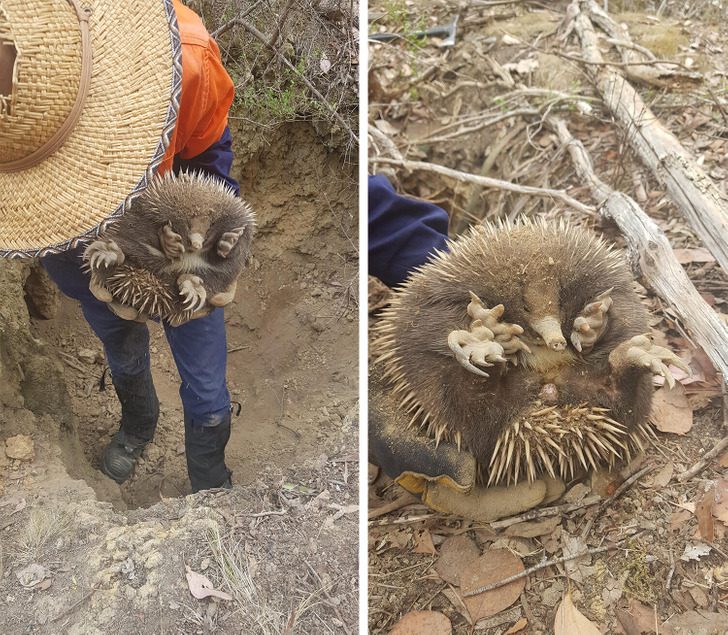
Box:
[173,126,240,196]
[368,174,449,287]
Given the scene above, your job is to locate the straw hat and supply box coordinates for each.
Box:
[0,0,181,258]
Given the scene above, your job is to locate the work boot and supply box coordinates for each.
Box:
[102,369,159,484]
[185,410,232,492]
[101,430,147,484]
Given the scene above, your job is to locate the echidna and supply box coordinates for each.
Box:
[83,172,256,326]
[373,218,688,485]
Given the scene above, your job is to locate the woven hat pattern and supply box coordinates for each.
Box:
[0,2,81,162]
[0,0,182,258]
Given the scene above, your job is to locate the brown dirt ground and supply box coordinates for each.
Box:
[0,121,359,633]
[369,1,728,633]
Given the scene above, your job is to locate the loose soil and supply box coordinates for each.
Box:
[0,121,359,633]
[369,1,728,633]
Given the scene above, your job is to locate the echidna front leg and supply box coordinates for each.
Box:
[467,292,531,359]
[177,274,207,312]
[448,291,530,377]
[160,224,185,260]
[570,288,613,353]
[609,334,690,389]
[216,228,247,258]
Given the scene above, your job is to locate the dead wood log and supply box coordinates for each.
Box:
[548,115,728,380]
[585,1,701,86]
[566,0,728,277]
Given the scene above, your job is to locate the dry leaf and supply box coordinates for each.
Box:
[713,478,728,524]
[681,542,711,562]
[505,617,528,634]
[185,566,233,601]
[648,461,674,488]
[504,517,560,538]
[696,484,715,542]
[554,592,600,635]
[561,532,595,582]
[390,610,452,635]
[670,509,691,531]
[650,384,693,435]
[616,600,674,635]
[460,549,525,622]
[16,564,50,589]
[413,528,437,555]
[434,535,480,586]
[672,247,715,264]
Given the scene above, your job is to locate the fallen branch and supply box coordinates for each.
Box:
[489,495,601,530]
[548,115,728,380]
[372,157,595,216]
[568,0,728,277]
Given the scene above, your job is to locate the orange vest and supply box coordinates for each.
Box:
[157,1,235,174]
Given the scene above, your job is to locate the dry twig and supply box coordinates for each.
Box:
[489,495,601,530]
[372,157,595,216]
[580,463,656,539]
[462,543,618,597]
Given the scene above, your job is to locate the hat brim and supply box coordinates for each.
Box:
[0,0,182,258]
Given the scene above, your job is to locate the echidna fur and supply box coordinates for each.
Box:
[373,217,655,485]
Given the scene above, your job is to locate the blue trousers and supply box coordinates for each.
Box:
[42,247,231,427]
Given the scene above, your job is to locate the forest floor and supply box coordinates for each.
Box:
[368,1,728,633]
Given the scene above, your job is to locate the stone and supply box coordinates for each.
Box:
[5,435,34,461]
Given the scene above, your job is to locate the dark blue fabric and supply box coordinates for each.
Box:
[42,246,231,421]
[368,174,449,287]
[174,126,240,196]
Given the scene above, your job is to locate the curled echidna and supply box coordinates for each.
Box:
[374,219,688,485]
[83,172,256,326]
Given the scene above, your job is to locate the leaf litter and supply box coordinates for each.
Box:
[368,0,728,632]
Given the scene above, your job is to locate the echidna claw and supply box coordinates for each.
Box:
[448,326,505,378]
[177,274,207,312]
[467,291,531,364]
[84,239,125,270]
[611,334,691,389]
[217,227,247,258]
[570,288,613,353]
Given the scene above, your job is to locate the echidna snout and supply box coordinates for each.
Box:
[531,315,566,351]
[189,232,204,251]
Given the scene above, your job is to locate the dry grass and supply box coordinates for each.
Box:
[12,506,73,565]
[206,526,287,634]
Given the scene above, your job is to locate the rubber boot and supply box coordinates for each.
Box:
[101,370,159,483]
[185,410,232,493]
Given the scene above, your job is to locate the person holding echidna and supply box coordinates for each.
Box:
[369,175,687,521]
[0,0,248,492]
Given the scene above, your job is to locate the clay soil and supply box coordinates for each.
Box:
[368,1,728,633]
[0,121,359,633]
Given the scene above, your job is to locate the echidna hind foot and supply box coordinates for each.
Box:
[486,404,657,486]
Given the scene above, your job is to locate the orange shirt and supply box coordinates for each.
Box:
[157,1,235,174]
